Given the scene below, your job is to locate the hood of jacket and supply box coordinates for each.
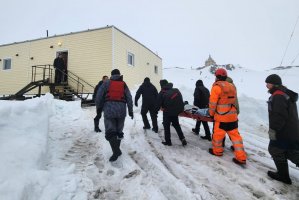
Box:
[110,74,123,81]
[163,83,173,90]
[270,86,298,103]
[196,80,203,87]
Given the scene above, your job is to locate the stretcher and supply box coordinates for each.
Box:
[179,111,214,122]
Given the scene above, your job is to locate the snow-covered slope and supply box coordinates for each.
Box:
[164,66,299,102]
[1,67,299,200]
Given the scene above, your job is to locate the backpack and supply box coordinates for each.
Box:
[163,88,184,115]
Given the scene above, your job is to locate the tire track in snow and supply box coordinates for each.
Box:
[126,121,203,199]
[147,123,281,200]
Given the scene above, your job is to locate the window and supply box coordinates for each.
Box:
[154,65,158,74]
[127,52,135,66]
[3,58,11,70]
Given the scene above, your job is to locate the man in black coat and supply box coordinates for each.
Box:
[135,77,159,132]
[265,74,299,185]
[53,53,65,84]
[192,80,211,141]
[93,75,108,132]
[157,82,187,146]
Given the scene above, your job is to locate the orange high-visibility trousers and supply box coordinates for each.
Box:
[212,121,247,162]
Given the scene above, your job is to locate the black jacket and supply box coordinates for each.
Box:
[93,80,104,100]
[135,81,158,108]
[157,83,184,116]
[193,81,210,108]
[53,57,65,70]
[268,86,299,149]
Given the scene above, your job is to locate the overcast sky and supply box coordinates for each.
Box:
[1,0,299,70]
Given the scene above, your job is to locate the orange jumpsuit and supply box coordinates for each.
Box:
[209,81,247,163]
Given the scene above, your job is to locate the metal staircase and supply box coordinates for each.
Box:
[0,65,95,106]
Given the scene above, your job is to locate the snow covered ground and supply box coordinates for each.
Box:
[1,67,299,200]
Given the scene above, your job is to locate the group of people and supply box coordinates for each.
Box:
[94,68,299,185]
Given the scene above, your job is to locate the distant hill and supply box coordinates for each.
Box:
[163,65,299,102]
[271,65,299,70]
[196,64,238,74]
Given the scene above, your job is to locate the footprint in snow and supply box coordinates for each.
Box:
[123,169,141,179]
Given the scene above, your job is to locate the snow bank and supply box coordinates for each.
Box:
[0,94,53,199]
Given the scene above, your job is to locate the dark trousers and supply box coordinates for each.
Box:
[163,114,185,143]
[141,106,158,129]
[195,121,210,136]
[268,144,299,166]
[94,108,101,127]
[55,69,63,83]
[104,117,125,141]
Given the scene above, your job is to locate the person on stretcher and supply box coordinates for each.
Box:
[183,104,210,117]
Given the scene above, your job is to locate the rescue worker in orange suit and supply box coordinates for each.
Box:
[208,68,247,165]
[95,69,133,162]
[222,76,240,150]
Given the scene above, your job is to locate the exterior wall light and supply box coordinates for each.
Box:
[50,45,54,48]
[57,42,62,46]
[30,57,34,60]
[16,54,19,56]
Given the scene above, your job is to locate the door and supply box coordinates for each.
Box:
[56,51,68,82]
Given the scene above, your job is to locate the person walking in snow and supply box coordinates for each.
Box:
[159,79,168,91]
[192,79,211,141]
[222,76,240,149]
[135,77,159,133]
[208,68,247,165]
[95,69,133,162]
[93,75,108,132]
[157,82,187,146]
[265,74,299,184]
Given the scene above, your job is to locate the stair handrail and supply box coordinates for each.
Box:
[31,64,53,83]
[57,68,94,96]
[31,65,95,100]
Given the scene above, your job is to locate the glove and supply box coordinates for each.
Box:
[268,128,277,140]
[135,102,138,107]
[129,111,134,119]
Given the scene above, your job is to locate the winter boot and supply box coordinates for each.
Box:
[108,137,121,162]
[116,138,122,156]
[94,118,101,132]
[152,127,158,133]
[208,148,216,156]
[232,158,246,165]
[201,135,211,141]
[143,126,151,130]
[94,126,101,132]
[208,148,223,156]
[181,138,187,146]
[192,128,199,135]
[162,141,172,146]
[267,161,292,184]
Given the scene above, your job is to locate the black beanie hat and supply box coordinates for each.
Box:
[159,79,168,87]
[196,80,203,87]
[265,74,282,85]
[111,69,120,75]
[144,77,150,83]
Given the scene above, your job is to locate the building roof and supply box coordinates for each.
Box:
[0,25,162,60]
